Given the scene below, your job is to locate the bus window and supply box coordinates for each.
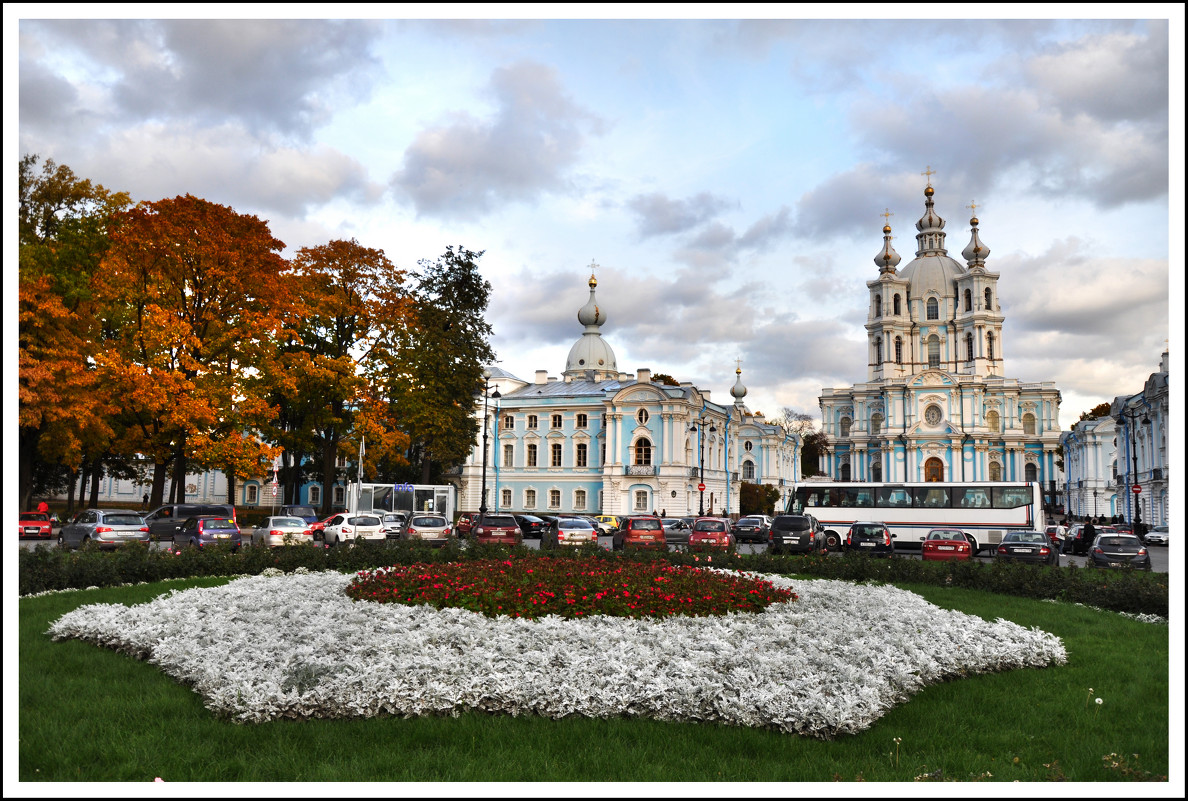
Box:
[914,486,951,508]
[854,489,873,507]
[956,487,991,508]
[877,487,911,507]
[994,486,1033,509]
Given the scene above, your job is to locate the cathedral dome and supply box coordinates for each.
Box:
[564,271,619,377]
[897,183,964,297]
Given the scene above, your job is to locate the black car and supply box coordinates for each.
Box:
[1087,534,1152,570]
[845,521,895,557]
[768,514,822,554]
[512,513,547,539]
[994,530,1060,566]
[732,516,770,544]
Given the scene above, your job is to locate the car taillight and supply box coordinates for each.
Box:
[270,530,284,537]
[847,536,852,546]
[1094,547,1103,554]
[444,527,451,535]
[997,545,1007,554]
[884,531,891,546]
[140,526,149,532]
[408,527,418,536]
[1138,548,1148,555]
[343,526,352,534]
[1039,547,1049,555]
[95,526,112,533]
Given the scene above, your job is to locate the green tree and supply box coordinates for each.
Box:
[739,482,780,515]
[1076,402,1113,426]
[777,407,827,477]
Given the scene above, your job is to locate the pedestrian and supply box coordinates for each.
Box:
[1080,519,1096,556]
[142,493,149,510]
[36,499,49,515]
[661,508,667,518]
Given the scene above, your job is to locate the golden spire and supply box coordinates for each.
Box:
[921,165,936,187]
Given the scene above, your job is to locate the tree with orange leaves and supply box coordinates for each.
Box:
[93,194,291,507]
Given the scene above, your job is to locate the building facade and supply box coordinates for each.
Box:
[452,273,800,517]
[1061,350,1170,527]
[818,183,1063,496]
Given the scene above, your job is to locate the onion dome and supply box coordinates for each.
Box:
[564,268,619,378]
[576,272,604,327]
[962,213,991,269]
[897,183,965,300]
[730,366,747,402]
[874,222,902,273]
[915,184,947,256]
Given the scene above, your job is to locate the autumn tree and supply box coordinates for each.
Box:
[651,373,681,386]
[739,481,781,515]
[93,195,289,507]
[18,155,131,511]
[777,407,828,477]
[375,246,495,484]
[1077,402,1114,425]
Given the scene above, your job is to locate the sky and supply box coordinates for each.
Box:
[8,8,1184,433]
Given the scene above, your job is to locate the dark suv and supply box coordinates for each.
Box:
[144,503,236,541]
[846,521,895,557]
[471,514,522,545]
[768,514,822,554]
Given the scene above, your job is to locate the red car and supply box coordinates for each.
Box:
[688,517,735,550]
[19,512,53,539]
[456,512,479,538]
[612,515,667,550]
[471,514,522,545]
[307,514,338,541]
[921,528,973,561]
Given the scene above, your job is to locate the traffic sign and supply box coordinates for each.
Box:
[1132,484,1142,494]
[697,483,706,492]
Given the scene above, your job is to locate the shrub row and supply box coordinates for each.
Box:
[17,541,1168,618]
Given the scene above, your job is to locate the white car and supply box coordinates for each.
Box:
[380,512,407,539]
[322,513,385,546]
[1143,525,1168,546]
[402,514,452,545]
[252,516,314,547]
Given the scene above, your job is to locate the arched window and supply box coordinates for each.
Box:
[874,337,883,363]
[964,289,972,312]
[1024,463,1037,482]
[527,444,538,467]
[927,297,939,320]
[966,332,974,362]
[871,460,883,482]
[871,413,883,436]
[634,438,652,465]
[987,332,995,361]
[984,287,993,310]
[893,294,901,315]
[874,295,882,317]
[525,489,537,509]
[576,413,588,428]
[989,461,1003,481]
[637,409,649,425]
[840,463,851,481]
[895,337,903,364]
[742,460,755,480]
[1023,413,1036,435]
[927,335,941,368]
[985,410,1000,433]
[840,417,852,437]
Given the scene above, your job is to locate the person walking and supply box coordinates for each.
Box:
[1080,519,1096,556]
[36,499,49,515]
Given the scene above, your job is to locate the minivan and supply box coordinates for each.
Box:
[144,504,236,541]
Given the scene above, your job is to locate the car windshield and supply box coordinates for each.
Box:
[273,518,305,527]
[202,518,237,530]
[560,518,593,529]
[1004,532,1043,543]
[928,530,963,540]
[104,514,144,526]
[21,513,49,521]
[695,521,726,532]
[851,524,884,537]
[383,514,405,522]
[631,519,662,531]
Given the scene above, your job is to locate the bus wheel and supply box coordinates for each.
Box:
[824,532,840,551]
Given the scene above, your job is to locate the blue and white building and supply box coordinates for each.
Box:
[818,182,1063,495]
[453,273,800,517]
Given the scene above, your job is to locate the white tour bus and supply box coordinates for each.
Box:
[786,481,1043,555]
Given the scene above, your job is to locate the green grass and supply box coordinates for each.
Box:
[19,575,1169,782]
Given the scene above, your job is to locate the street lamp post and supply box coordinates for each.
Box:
[1092,489,1098,519]
[1116,404,1151,533]
[478,369,501,519]
[689,416,716,516]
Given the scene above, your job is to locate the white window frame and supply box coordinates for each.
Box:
[525,489,537,509]
[549,489,561,509]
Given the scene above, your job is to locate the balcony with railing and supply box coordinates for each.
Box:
[624,465,658,476]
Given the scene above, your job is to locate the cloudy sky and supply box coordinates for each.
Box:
[11,10,1183,431]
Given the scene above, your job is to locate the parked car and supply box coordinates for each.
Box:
[688,517,735,550]
[19,512,53,539]
[767,514,822,554]
[279,505,320,525]
[921,528,974,561]
[59,509,150,550]
[456,512,479,538]
[380,512,407,539]
[1066,523,1098,556]
[1143,525,1168,546]
[994,530,1060,566]
[512,513,547,539]
[251,516,313,547]
[661,517,691,545]
[307,513,337,541]
[593,514,622,533]
[1088,533,1152,570]
[173,515,242,550]
[731,516,770,544]
[322,513,385,546]
[402,514,452,546]
[144,503,236,541]
[845,521,896,557]
[471,514,522,546]
[575,515,612,536]
[612,515,667,550]
[541,516,598,548]
[1044,524,1067,549]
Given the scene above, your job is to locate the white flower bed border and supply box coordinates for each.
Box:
[48,569,1066,739]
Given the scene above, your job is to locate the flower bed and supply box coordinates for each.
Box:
[48,566,1066,739]
[346,557,795,619]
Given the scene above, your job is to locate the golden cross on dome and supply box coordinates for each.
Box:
[921,165,935,186]
[736,356,743,373]
[967,200,979,215]
[881,208,894,224]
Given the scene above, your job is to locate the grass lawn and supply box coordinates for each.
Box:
[18,574,1170,783]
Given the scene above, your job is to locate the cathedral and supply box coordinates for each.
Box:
[453,272,800,518]
[818,180,1063,491]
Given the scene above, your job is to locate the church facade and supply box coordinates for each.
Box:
[818,182,1063,493]
[452,273,800,518]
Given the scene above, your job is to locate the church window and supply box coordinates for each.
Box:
[503,444,513,467]
[549,489,561,509]
[966,332,974,362]
[989,461,1002,481]
[1024,463,1037,482]
[871,413,883,435]
[742,460,755,480]
[840,463,851,481]
[839,417,852,437]
[601,443,606,464]
[744,440,753,451]
[874,295,882,317]
[637,409,649,425]
[927,335,941,368]
[527,415,538,429]
[1023,413,1036,435]
[964,289,972,312]
[895,337,903,364]
[576,443,588,467]
[527,444,538,467]
[501,488,511,508]
[551,443,562,467]
[927,297,939,320]
[871,460,882,482]
[985,410,1000,433]
[576,413,588,428]
[634,438,652,466]
[984,288,993,310]
[987,332,995,361]
[893,294,901,315]
[874,337,882,363]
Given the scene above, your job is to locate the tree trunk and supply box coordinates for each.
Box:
[64,467,77,518]
[420,456,432,485]
[75,463,89,510]
[151,460,168,507]
[88,458,103,507]
[321,436,338,517]
[172,436,187,504]
[226,470,237,507]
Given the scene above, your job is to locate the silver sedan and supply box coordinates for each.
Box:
[251,516,314,547]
